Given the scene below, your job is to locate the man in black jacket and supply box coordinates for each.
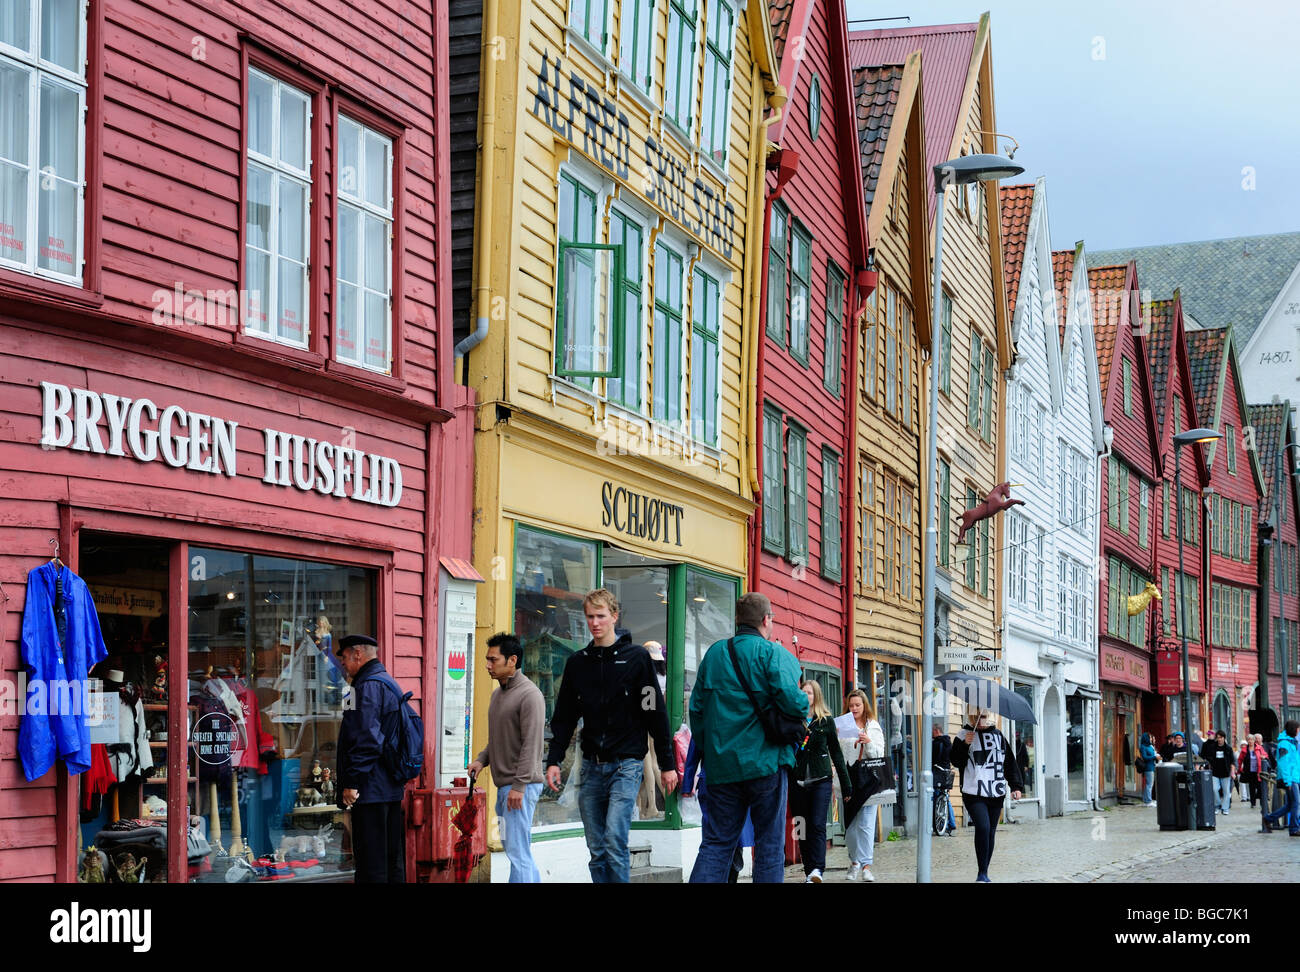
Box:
[336,634,407,883]
[932,724,955,835]
[545,589,678,883]
[1199,730,1237,815]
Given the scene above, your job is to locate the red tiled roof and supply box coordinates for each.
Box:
[1248,402,1295,513]
[770,0,795,68]
[853,65,905,209]
[1051,249,1075,347]
[999,183,1034,320]
[1089,264,1129,402]
[1143,299,1176,436]
[1185,327,1228,430]
[848,22,978,223]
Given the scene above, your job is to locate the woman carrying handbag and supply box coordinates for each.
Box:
[838,689,886,882]
[950,708,1023,883]
[788,680,852,883]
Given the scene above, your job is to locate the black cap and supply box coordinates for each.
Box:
[336,633,378,656]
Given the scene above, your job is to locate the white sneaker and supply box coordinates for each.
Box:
[847,863,861,882]
[808,868,823,883]
[861,866,875,882]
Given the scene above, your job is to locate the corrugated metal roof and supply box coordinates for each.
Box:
[853,64,904,209]
[847,22,978,221]
[999,183,1034,319]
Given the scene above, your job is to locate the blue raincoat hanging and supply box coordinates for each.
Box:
[19,562,108,781]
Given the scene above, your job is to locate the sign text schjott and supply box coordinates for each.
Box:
[39,381,402,508]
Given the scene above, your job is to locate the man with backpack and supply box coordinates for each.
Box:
[336,633,419,883]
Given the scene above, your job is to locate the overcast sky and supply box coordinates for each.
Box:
[843,0,1300,250]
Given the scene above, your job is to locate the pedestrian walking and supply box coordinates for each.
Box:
[1239,734,1270,809]
[839,689,885,882]
[468,633,545,883]
[681,735,751,882]
[1261,720,1300,836]
[933,723,956,833]
[1199,730,1236,814]
[787,679,852,883]
[1189,730,1205,757]
[1138,732,1158,806]
[687,592,807,884]
[335,634,409,883]
[544,589,678,883]
[950,709,1024,883]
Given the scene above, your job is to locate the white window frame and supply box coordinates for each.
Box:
[617,0,657,95]
[663,0,699,139]
[334,115,393,374]
[244,67,312,349]
[0,0,88,285]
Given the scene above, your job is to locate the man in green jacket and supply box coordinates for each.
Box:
[688,592,807,883]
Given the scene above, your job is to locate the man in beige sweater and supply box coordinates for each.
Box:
[469,633,546,882]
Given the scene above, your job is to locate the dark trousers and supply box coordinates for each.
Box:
[963,795,1004,878]
[787,773,831,875]
[351,801,406,883]
[690,770,787,884]
[1264,782,1300,834]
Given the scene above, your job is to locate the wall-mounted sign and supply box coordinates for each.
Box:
[1156,649,1206,695]
[1101,645,1148,691]
[601,481,685,547]
[39,381,402,507]
[531,52,737,260]
[91,586,164,618]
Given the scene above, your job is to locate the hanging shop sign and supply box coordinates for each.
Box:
[530,52,737,259]
[1156,650,1205,695]
[600,481,685,547]
[1101,645,1149,691]
[38,381,402,507]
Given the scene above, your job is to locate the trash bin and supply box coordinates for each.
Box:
[1156,764,1187,831]
[1188,768,1216,831]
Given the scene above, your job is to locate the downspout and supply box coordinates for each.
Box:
[453,0,501,373]
[746,83,788,593]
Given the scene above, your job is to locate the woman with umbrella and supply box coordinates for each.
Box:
[949,706,1023,883]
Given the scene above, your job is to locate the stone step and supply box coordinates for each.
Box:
[630,865,684,884]
[629,843,653,870]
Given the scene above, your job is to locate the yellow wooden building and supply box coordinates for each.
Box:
[455,0,779,880]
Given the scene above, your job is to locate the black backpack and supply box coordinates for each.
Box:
[726,638,806,748]
[375,677,425,783]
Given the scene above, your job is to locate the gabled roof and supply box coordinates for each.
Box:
[999,183,1034,318]
[1052,248,1075,347]
[1089,232,1300,347]
[1088,264,1129,403]
[853,64,904,209]
[847,20,978,220]
[1248,401,1297,515]
[1144,299,1177,436]
[1186,327,1228,431]
[770,0,795,65]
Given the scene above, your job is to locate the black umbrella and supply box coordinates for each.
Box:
[934,672,1036,724]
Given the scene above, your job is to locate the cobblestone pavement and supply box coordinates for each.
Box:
[782,796,1299,883]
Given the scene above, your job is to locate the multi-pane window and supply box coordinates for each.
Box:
[569,0,609,51]
[335,117,393,373]
[245,69,313,348]
[1011,385,1032,464]
[1138,479,1150,548]
[863,283,878,400]
[823,263,845,395]
[789,222,811,362]
[786,422,808,564]
[1008,512,1027,604]
[762,404,785,553]
[1162,480,1171,538]
[0,0,86,283]
[899,486,914,600]
[1107,556,1151,648]
[1225,425,1237,475]
[1033,525,1045,614]
[700,0,734,166]
[883,475,897,594]
[884,286,897,414]
[652,240,685,423]
[1122,359,1133,416]
[1035,405,1048,480]
[1181,486,1198,546]
[963,486,977,589]
[939,293,953,395]
[1071,448,1087,535]
[766,203,787,343]
[555,171,623,384]
[980,346,995,443]
[664,0,698,132]
[1058,555,1089,644]
[967,331,995,439]
[938,459,951,568]
[1166,568,1200,641]
[606,209,644,409]
[899,298,912,429]
[1118,461,1130,533]
[821,448,841,580]
[861,463,876,589]
[967,332,982,430]
[618,0,656,93]
[690,266,720,444]
[1212,583,1251,649]
[1058,439,1071,525]
[1107,456,1131,533]
[978,514,991,597]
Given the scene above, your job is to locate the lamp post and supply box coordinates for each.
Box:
[919,151,1023,883]
[1172,427,1220,830]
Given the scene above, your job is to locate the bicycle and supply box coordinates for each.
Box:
[933,765,953,836]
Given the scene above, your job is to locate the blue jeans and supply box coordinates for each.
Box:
[577,758,643,883]
[1264,782,1300,834]
[495,782,542,883]
[690,770,787,884]
[1215,776,1233,813]
[1142,770,1155,804]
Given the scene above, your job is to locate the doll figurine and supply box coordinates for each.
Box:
[319,767,335,804]
[116,853,147,884]
[79,847,105,884]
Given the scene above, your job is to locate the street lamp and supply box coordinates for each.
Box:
[1172,427,1220,831]
[919,151,1023,883]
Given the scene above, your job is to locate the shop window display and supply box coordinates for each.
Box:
[1011,681,1036,797]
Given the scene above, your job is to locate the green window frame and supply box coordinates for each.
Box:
[789,220,812,363]
[1226,425,1237,475]
[766,203,788,345]
[964,486,977,588]
[1243,508,1251,563]
[862,462,876,590]
[569,0,609,52]
[700,0,734,166]
[652,240,685,423]
[938,460,951,567]
[939,293,953,395]
[1117,462,1130,534]
[967,333,983,429]
[762,404,785,554]
[820,447,842,581]
[1138,479,1149,547]
[555,173,624,380]
[606,209,644,409]
[664,0,698,133]
[808,73,822,139]
[980,346,995,442]
[1107,456,1119,528]
[1162,479,1170,538]
[618,0,657,93]
[864,284,879,400]
[690,265,720,445]
[1181,487,1198,547]
[823,261,845,396]
[1122,359,1133,416]
[786,421,809,564]
[978,515,990,597]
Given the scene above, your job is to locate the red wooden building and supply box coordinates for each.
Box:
[755,0,870,699]
[0,0,470,883]
[1185,327,1265,741]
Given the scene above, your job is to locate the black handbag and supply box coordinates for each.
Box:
[854,756,895,800]
[726,638,805,748]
